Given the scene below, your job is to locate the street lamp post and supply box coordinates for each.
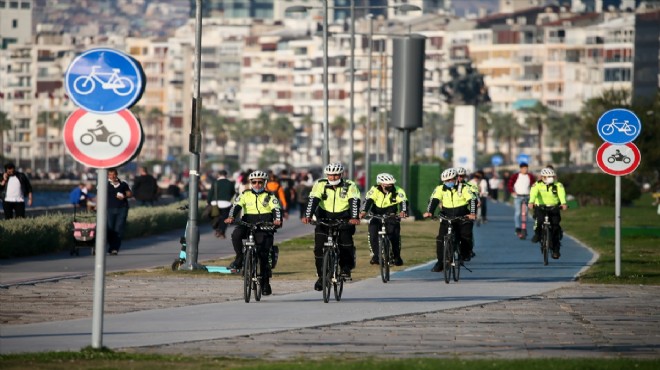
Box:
[286,3,421,171]
[365,14,373,191]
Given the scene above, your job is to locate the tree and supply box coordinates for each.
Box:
[520,102,549,164]
[147,107,164,161]
[0,111,11,161]
[300,114,315,163]
[228,118,252,165]
[491,112,524,165]
[331,115,347,155]
[477,104,493,154]
[202,108,229,161]
[547,111,582,166]
[270,115,295,162]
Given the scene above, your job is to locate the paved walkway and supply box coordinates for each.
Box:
[131,283,660,359]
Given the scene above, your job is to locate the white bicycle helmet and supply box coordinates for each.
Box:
[324,162,344,175]
[376,173,396,185]
[456,167,467,176]
[441,168,458,182]
[248,170,268,180]
[540,167,556,177]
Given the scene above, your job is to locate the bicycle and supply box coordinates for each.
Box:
[365,213,400,283]
[435,215,471,284]
[310,219,349,303]
[600,118,637,137]
[233,220,276,303]
[517,195,530,239]
[536,205,561,266]
[73,65,135,96]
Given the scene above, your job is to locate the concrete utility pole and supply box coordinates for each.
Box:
[183,0,204,271]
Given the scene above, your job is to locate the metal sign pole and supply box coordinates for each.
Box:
[615,175,621,276]
[91,168,107,348]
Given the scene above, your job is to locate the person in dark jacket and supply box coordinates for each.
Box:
[0,163,33,219]
[133,166,159,206]
[107,168,132,255]
[208,169,236,238]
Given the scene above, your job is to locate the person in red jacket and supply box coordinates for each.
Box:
[507,163,535,238]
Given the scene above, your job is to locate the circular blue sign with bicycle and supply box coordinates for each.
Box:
[596,108,641,144]
[65,48,145,114]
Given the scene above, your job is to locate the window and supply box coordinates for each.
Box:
[0,2,6,8]
[12,19,17,28]
[10,1,17,8]
[20,1,29,8]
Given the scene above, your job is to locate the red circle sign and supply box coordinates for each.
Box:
[63,108,143,168]
[596,142,641,176]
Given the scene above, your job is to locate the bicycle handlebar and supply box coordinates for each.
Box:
[535,205,563,211]
[364,213,401,222]
[432,214,470,223]
[309,218,350,228]
[232,220,277,232]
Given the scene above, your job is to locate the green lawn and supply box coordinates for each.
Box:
[562,192,660,285]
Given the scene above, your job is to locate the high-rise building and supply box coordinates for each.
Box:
[0,0,33,49]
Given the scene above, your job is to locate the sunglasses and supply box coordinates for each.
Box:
[251,180,264,185]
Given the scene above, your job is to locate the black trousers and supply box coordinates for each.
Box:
[314,222,356,274]
[212,206,232,234]
[367,218,401,259]
[2,201,26,219]
[533,207,562,249]
[231,225,273,278]
[436,219,473,260]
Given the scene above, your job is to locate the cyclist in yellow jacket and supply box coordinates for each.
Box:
[359,173,409,266]
[528,167,567,259]
[423,168,477,272]
[225,170,283,295]
[301,162,361,291]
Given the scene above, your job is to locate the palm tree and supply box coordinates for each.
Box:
[270,115,295,162]
[300,114,314,162]
[229,118,252,164]
[202,108,229,161]
[547,111,582,166]
[477,104,493,154]
[0,111,11,162]
[331,115,347,156]
[254,111,271,144]
[520,102,549,164]
[491,112,524,165]
[146,107,164,160]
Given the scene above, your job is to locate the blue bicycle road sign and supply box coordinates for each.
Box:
[491,154,503,166]
[517,153,530,165]
[65,48,145,114]
[596,108,641,145]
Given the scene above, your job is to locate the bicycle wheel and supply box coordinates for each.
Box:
[254,255,262,302]
[243,248,253,303]
[379,237,389,283]
[542,225,551,266]
[322,248,332,303]
[333,253,343,302]
[452,240,461,282]
[383,238,391,282]
[443,235,452,284]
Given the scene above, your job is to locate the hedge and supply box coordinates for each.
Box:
[561,172,641,207]
[0,201,206,259]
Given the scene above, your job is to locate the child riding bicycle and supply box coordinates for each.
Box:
[225,170,283,296]
[359,173,409,266]
[528,167,568,259]
[423,168,477,272]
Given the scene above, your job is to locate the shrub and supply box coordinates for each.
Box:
[0,201,204,259]
[562,172,641,206]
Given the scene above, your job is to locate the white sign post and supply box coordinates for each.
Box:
[596,108,642,277]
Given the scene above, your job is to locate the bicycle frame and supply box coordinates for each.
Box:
[233,220,276,303]
[436,214,471,283]
[536,205,560,266]
[310,219,348,303]
[366,213,399,283]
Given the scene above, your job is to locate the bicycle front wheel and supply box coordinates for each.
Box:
[243,248,253,302]
[254,255,262,302]
[452,242,461,282]
[322,248,332,303]
[443,235,452,284]
[542,225,551,266]
[334,254,343,302]
[379,237,390,283]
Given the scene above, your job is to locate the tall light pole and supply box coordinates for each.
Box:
[285,3,421,171]
[364,13,373,191]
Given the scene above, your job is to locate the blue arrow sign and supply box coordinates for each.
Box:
[596,108,641,144]
[517,154,530,165]
[491,154,503,166]
[65,48,145,114]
